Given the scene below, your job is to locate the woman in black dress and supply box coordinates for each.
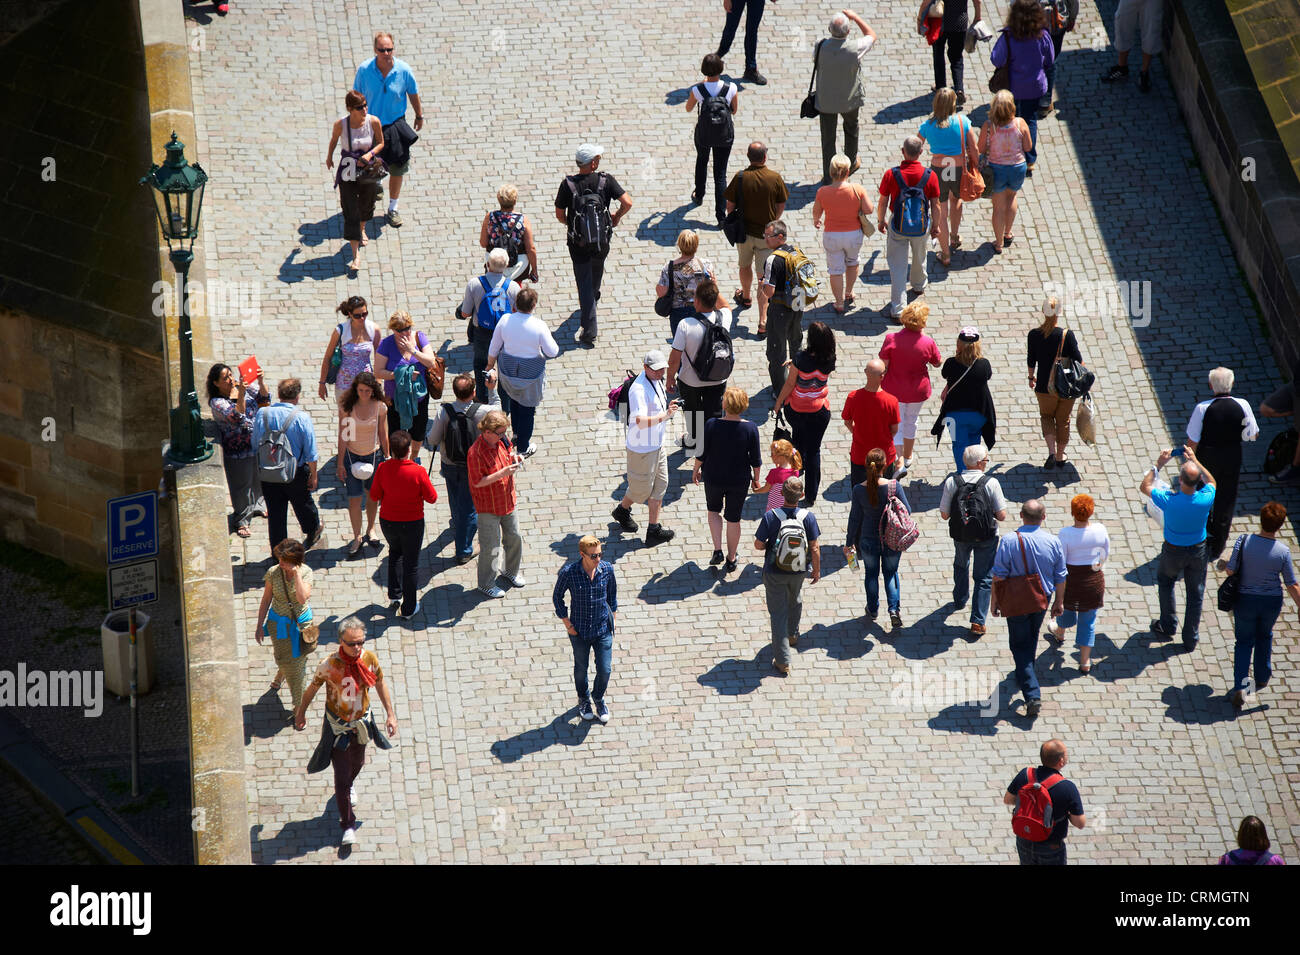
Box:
[931,326,996,470]
[1187,367,1259,560]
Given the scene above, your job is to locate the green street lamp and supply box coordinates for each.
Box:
[141,132,213,464]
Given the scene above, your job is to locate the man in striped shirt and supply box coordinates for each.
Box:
[553,535,618,723]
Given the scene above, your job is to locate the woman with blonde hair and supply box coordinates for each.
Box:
[976,90,1032,252]
[917,88,979,265]
[656,229,714,337]
[880,301,942,472]
[1027,295,1085,469]
[693,386,762,574]
[812,153,874,312]
[479,183,538,282]
[931,326,996,469]
[1047,493,1109,674]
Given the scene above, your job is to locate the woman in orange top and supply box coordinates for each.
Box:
[812,153,874,313]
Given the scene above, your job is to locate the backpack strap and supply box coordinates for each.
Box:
[1038,772,1064,790]
[1024,767,1036,787]
[478,275,492,295]
[695,82,708,105]
[973,472,993,490]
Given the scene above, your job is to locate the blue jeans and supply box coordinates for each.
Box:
[1007,610,1046,702]
[1157,541,1207,645]
[945,409,985,471]
[1042,30,1065,106]
[860,537,901,615]
[510,401,536,454]
[441,464,477,558]
[953,537,997,625]
[1016,835,1067,865]
[1014,97,1039,166]
[717,0,766,69]
[570,629,613,704]
[1233,593,1281,692]
[1055,608,1098,647]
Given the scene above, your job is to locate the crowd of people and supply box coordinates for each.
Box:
[203,4,1293,860]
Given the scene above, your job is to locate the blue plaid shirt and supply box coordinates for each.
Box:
[553,559,618,638]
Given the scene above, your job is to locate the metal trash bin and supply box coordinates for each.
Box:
[100,610,155,697]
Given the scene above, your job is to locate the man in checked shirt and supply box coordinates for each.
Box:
[554,535,618,724]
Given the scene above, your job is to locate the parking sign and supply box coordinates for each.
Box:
[107,492,159,565]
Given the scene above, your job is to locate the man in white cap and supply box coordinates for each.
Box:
[555,144,633,345]
[612,350,679,545]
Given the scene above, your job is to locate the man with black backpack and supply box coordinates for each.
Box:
[685,54,740,227]
[1003,739,1086,865]
[253,378,322,557]
[425,372,501,565]
[459,248,520,403]
[667,279,734,456]
[554,144,633,346]
[876,136,941,321]
[939,443,1008,638]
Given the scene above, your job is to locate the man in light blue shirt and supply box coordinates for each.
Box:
[252,379,321,556]
[353,31,424,227]
[1140,444,1217,650]
[991,499,1066,718]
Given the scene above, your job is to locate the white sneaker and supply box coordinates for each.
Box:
[504,573,527,588]
[341,827,356,846]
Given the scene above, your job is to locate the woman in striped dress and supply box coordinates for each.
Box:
[485,286,558,455]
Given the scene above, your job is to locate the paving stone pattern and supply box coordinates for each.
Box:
[188,0,1299,863]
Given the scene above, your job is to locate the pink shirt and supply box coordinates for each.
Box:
[765,466,801,510]
[879,328,942,403]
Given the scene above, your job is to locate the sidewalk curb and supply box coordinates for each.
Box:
[0,713,157,865]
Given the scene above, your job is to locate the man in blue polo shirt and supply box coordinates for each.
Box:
[1003,738,1086,865]
[252,378,321,557]
[353,31,424,228]
[990,499,1066,718]
[1140,444,1217,650]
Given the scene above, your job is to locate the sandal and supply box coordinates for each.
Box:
[832,302,846,314]
[1004,234,1015,245]
[950,236,961,250]
[938,255,951,267]
[236,525,251,538]
[733,288,753,308]
[844,294,855,306]
[270,679,282,691]
[1079,663,1092,675]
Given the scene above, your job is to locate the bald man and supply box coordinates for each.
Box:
[1004,738,1086,865]
[842,358,903,485]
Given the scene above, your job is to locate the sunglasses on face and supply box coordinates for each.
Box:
[376,47,394,53]
[583,550,602,559]
[352,309,368,318]
[343,639,365,648]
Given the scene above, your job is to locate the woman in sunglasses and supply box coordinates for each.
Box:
[326,89,385,272]
[318,295,382,404]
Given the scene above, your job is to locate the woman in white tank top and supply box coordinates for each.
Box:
[337,371,390,554]
[326,90,385,271]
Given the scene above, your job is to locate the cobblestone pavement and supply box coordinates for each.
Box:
[0,769,99,866]
[188,0,1299,862]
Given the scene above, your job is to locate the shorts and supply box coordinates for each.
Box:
[705,483,749,523]
[1115,0,1163,56]
[343,447,384,499]
[821,230,863,275]
[932,165,963,202]
[387,159,411,178]
[990,161,1027,194]
[898,401,924,441]
[625,445,669,503]
[387,396,430,445]
[1264,382,1294,415]
[737,233,773,273]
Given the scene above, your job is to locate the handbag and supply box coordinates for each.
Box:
[1218,535,1248,612]
[1264,427,1298,475]
[276,570,318,652]
[1048,329,1095,399]
[772,407,792,444]
[345,113,388,186]
[989,31,1011,93]
[655,260,676,317]
[722,170,746,246]
[978,145,994,199]
[800,40,826,119]
[992,532,1050,617]
[1075,392,1098,445]
[958,117,984,201]
[855,186,876,236]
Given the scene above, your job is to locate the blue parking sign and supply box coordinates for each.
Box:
[107,492,158,565]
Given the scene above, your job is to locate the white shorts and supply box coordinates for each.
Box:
[1115,0,1163,55]
[898,401,924,441]
[822,230,864,276]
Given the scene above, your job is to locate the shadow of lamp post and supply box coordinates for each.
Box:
[141,131,213,465]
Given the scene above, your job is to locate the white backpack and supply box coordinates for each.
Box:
[256,407,301,484]
[772,507,810,573]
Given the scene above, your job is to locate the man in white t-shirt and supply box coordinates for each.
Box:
[612,351,680,546]
[939,443,1008,637]
[667,279,733,457]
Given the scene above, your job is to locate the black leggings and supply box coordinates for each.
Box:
[783,405,832,504]
[933,31,967,93]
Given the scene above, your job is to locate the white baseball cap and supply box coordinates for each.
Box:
[575,143,604,165]
[643,350,668,371]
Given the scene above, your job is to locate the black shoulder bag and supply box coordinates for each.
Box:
[1218,535,1249,612]
[800,40,826,118]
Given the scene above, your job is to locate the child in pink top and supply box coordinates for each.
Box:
[753,440,804,511]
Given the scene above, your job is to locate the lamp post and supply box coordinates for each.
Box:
[141,132,213,465]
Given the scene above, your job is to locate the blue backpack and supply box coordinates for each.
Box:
[890,167,933,237]
[476,276,512,332]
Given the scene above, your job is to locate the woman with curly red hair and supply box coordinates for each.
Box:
[1048,493,1109,673]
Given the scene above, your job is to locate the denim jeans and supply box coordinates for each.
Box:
[944,409,985,470]
[1016,835,1067,865]
[1042,30,1065,105]
[1014,97,1040,166]
[569,249,607,338]
[765,303,803,394]
[1157,541,1207,644]
[717,0,766,69]
[471,327,497,405]
[380,517,424,616]
[784,405,831,504]
[953,537,998,625]
[441,464,477,558]
[510,401,536,454]
[1055,608,1098,647]
[860,536,901,615]
[1006,610,1047,702]
[763,570,804,667]
[569,629,614,704]
[1233,593,1281,692]
[694,130,732,222]
[932,31,966,92]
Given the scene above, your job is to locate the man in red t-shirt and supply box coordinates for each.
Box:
[877,136,941,320]
[842,358,902,485]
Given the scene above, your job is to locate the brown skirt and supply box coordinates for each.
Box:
[1062,564,1104,612]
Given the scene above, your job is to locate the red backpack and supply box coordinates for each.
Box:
[1011,767,1064,842]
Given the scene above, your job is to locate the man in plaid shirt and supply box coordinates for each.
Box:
[467,409,525,598]
[553,535,618,723]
